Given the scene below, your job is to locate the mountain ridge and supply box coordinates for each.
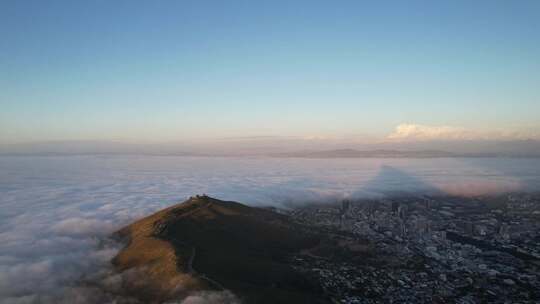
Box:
[112,195,327,303]
[272,148,501,158]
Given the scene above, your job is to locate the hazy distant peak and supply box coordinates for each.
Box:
[275,149,496,158]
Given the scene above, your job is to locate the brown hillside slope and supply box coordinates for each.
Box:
[112,195,328,303]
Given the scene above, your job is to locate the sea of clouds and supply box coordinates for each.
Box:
[1,155,540,303]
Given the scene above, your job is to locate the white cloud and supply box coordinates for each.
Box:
[387,124,472,141]
[0,155,538,303]
[387,123,540,141]
[179,291,240,304]
[51,218,115,236]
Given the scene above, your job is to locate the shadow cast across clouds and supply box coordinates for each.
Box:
[352,165,444,198]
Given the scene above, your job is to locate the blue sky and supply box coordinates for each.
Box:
[1,0,539,143]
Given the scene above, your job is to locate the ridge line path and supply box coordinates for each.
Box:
[170,237,227,291]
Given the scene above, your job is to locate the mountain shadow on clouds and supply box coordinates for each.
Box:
[354,165,444,198]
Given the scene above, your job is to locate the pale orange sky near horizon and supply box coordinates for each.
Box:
[2,1,539,145]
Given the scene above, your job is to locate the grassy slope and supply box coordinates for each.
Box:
[113,196,328,303]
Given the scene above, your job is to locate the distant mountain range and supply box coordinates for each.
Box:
[272,149,500,158]
[1,140,539,158]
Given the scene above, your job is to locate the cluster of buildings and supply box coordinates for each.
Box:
[290,193,540,303]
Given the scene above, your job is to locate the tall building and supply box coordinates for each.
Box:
[398,204,408,220]
[391,201,400,215]
[341,199,351,215]
[499,223,510,239]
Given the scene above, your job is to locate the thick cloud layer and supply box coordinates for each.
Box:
[387,123,540,141]
[1,156,540,303]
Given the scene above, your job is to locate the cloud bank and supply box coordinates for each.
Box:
[1,155,539,303]
[387,123,540,142]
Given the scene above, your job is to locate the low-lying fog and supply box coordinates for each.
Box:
[1,156,540,303]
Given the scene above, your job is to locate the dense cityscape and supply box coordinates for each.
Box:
[290,193,540,303]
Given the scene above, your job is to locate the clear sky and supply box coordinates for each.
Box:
[1,0,539,144]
